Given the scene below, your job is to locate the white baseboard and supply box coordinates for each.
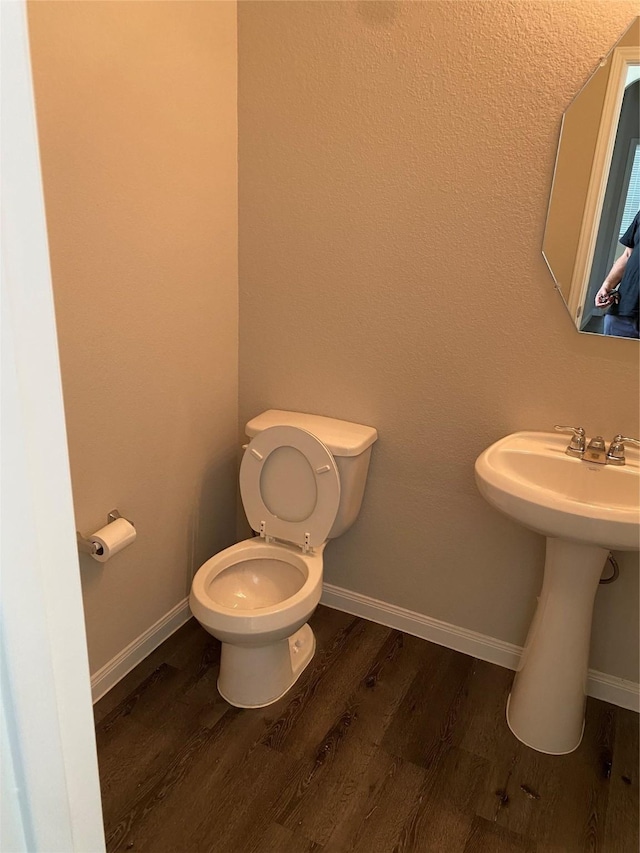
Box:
[321,583,639,713]
[586,670,640,712]
[90,598,192,703]
[90,586,639,714]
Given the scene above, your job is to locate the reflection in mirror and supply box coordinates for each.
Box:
[543,17,639,339]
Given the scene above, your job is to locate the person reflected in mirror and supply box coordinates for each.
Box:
[595,210,639,339]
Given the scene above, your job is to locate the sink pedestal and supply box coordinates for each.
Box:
[506,537,609,755]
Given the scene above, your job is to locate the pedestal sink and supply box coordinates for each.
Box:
[475,431,639,754]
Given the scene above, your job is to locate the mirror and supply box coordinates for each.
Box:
[543,17,639,339]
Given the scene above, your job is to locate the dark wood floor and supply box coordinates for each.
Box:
[94,606,639,853]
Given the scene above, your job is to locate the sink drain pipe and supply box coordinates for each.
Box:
[600,553,619,584]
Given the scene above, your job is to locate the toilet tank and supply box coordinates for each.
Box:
[245,410,377,539]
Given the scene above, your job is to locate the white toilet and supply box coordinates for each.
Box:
[189,410,377,708]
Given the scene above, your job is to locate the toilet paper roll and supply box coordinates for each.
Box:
[90,517,136,563]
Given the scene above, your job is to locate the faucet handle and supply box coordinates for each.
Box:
[607,435,640,466]
[554,425,585,437]
[554,425,586,457]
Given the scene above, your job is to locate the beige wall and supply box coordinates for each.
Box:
[28,0,238,673]
[26,0,639,686]
[238,2,640,681]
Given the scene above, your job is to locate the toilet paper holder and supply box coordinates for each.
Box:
[76,509,134,556]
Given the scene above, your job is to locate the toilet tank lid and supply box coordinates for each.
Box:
[245,410,378,457]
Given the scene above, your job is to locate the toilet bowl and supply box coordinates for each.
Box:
[189,410,377,709]
[190,538,324,707]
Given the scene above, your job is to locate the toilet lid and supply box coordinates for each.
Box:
[239,425,341,548]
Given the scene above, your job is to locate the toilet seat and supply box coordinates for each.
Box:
[240,425,341,549]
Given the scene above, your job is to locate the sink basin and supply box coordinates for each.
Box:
[475,430,639,755]
[475,430,639,551]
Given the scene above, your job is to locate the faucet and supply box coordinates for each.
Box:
[555,426,639,465]
[583,435,607,464]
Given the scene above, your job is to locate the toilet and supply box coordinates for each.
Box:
[189,410,377,708]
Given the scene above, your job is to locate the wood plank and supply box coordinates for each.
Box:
[459,659,514,761]
[93,618,204,723]
[264,630,426,844]
[94,609,639,853]
[96,645,228,827]
[390,747,491,853]
[381,643,476,768]
[104,706,243,852]
[257,629,425,844]
[260,617,391,759]
[463,816,537,852]
[171,743,295,853]
[322,753,426,853]
[102,607,353,852]
[475,697,615,850]
[379,656,504,843]
[121,613,366,853]
[395,803,474,853]
[253,822,324,853]
[273,730,383,844]
[603,705,639,853]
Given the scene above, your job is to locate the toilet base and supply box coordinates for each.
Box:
[217,624,316,709]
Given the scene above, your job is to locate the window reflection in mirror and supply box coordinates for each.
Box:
[543,17,639,339]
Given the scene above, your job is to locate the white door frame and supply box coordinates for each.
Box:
[567,46,640,322]
[1,2,105,850]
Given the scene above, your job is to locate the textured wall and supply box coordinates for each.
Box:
[238,1,640,680]
[28,0,238,673]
